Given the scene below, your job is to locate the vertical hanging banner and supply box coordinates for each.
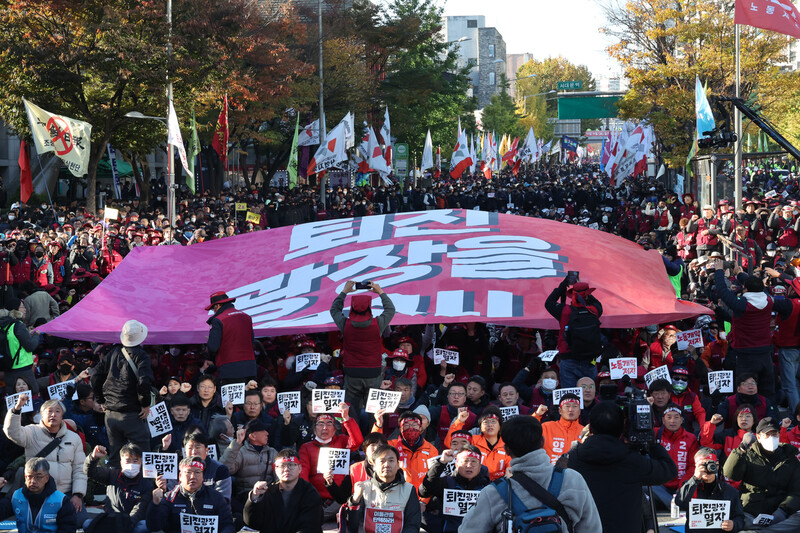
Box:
[108,142,122,199]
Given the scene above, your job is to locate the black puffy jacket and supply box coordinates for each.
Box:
[91,344,154,412]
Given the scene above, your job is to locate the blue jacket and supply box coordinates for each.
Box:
[0,478,77,533]
[146,484,234,533]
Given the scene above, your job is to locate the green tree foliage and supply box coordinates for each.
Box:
[603,0,800,168]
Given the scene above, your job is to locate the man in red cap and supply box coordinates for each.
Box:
[329,280,395,415]
[544,272,603,388]
[206,291,256,384]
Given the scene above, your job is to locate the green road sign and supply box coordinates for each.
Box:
[557,81,583,91]
[394,143,409,179]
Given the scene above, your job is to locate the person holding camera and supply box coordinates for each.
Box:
[675,448,744,533]
[330,280,395,414]
[568,401,677,533]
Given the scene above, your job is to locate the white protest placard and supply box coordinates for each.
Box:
[47,381,79,402]
[765,190,778,199]
[317,447,350,475]
[443,489,481,516]
[752,514,774,526]
[500,405,520,421]
[552,387,584,409]
[147,401,173,437]
[676,329,705,350]
[589,222,599,230]
[689,499,730,530]
[433,348,459,365]
[708,371,734,394]
[539,350,559,363]
[427,455,456,477]
[312,389,345,413]
[220,383,245,406]
[5,392,33,413]
[782,190,790,199]
[277,391,301,414]
[179,513,218,533]
[609,358,638,380]
[295,353,321,372]
[365,388,402,414]
[644,365,672,387]
[206,444,218,461]
[142,452,178,479]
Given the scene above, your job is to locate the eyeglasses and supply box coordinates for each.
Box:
[274,462,300,470]
[579,384,595,389]
[448,392,466,397]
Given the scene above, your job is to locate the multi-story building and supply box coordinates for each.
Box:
[506,53,533,98]
[441,16,507,108]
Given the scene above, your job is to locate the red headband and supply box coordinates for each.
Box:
[180,460,205,472]
[458,451,482,461]
[451,431,472,442]
[664,406,682,416]
[560,398,580,406]
[701,453,718,463]
[739,407,752,414]
[275,456,300,466]
[482,414,500,422]
[316,414,335,423]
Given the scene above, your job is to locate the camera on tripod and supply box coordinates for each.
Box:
[599,378,654,445]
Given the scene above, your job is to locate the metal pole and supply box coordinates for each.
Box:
[318,0,327,208]
[734,24,743,211]
[167,0,176,227]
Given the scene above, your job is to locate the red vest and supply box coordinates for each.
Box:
[725,395,769,428]
[34,260,49,287]
[696,217,719,247]
[659,211,670,228]
[342,318,383,369]
[775,299,800,348]
[777,217,798,247]
[51,254,67,284]
[12,256,32,285]
[214,307,255,367]
[730,296,774,349]
[437,405,453,442]
[350,460,370,485]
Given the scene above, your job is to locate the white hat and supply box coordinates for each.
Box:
[120,320,148,347]
[702,204,713,210]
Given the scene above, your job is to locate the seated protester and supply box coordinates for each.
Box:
[649,325,679,370]
[567,401,677,533]
[243,449,323,533]
[383,349,415,389]
[458,415,601,533]
[701,407,758,485]
[576,376,598,426]
[280,396,320,449]
[779,403,800,456]
[220,420,277,504]
[465,376,490,415]
[298,403,364,521]
[0,458,77,533]
[383,411,439,490]
[83,443,154,533]
[675,448,744,533]
[10,376,44,427]
[723,417,800,531]
[429,382,477,445]
[652,404,699,508]
[178,430,231,503]
[715,373,779,429]
[209,414,235,456]
[533,393,584,465]
[155,377,182,405]
[445,406,508,481]
[189,375,225,430]
[65,382,109,450]
[146,456,234,533]
[490,382,533,415]
[343,444,421,533]
[430,346,470,389]
[418,444,491,533]
[230,389,280,448]
[648,378,673,428]
[670,365,707,430]
[361,377,424,438]
[395,335,427,393]
[700,321,727,373]
[156,392,201,454]
[325,432,389,504]
[254,376,282,420]
[512,365,559,420]
[4,395,88,524]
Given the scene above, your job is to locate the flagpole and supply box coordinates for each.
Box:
[734,23,742,211]
[166,0,176,226]
[33,153,58,221]
[318,0,328,208]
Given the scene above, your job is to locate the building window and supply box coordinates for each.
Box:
[467,19,477,28]
[467,58,477,68]
[488,44,495,58]
[489,72,496,85]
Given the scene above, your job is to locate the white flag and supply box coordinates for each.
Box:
[381,108,392,168]
[298,119,320,147]
[168,101,193,179]
[421,129,434,172]
[368,127,391,177]
[343,112,355,150]
[308,121,347,174]
[519,127,537,163]
[23,98,92,177]
[469,135,477,173]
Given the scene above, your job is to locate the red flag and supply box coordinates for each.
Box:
[734,0,800,38]
[212,94,229,164]
[18,140,32,203]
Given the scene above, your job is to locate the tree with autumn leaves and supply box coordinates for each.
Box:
[603,0,800,169]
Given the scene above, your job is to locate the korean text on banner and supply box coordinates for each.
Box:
[312,389,345,413]
[365,388,402,413]
[609,357,638,380]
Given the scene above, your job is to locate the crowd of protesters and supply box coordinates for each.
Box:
[0,158,799,533]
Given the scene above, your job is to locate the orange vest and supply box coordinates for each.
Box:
[540,418,584,465]
[446,419,509,480]
[389,437,438,489]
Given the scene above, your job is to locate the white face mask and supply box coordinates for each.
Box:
[392,360,407,372]
[542,378,558,391]
[7,215,14,221]
[759,435,780,452]
[121,463,141,478]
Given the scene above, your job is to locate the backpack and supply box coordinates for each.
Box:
[564,303,601,359]
[494,467,574,533]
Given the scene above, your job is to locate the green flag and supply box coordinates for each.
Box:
[187,107,200,194]
[287,113,300,189]
[686,133,698,177]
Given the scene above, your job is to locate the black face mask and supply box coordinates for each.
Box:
[58,363,73,374]
[34,252,44,258]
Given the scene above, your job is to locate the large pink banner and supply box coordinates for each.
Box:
[39,209,708,344]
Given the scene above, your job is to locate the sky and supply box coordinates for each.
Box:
[378,0,622,79]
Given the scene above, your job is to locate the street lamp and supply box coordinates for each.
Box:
[522,90,557,114]
[125,111,175,226]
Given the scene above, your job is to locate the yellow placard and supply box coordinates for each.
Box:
[235,202,247,211]
[246,212,261,224]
